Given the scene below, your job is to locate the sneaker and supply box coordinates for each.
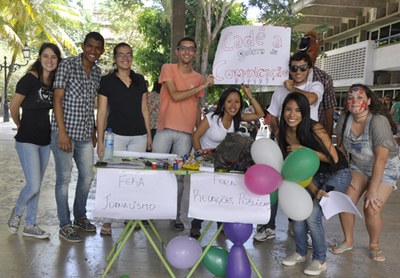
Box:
[282,252,307,266]
[23,225,50,239]
[8,208,21,234]
[307,232,313,249]
[73,217,96,232]
[170,219,184,231]
[253,225,275,242]
[304,260,327,276]
[59,225,82,243]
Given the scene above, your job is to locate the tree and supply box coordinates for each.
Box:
[0,0,82,118]
[248,0,303,51]
[134,6,171,82]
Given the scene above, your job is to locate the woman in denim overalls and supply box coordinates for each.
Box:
[279,93,351,276]
[331,84,399,262]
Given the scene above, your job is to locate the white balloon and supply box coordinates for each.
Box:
[278,180,313,221]
[251,138,283,172]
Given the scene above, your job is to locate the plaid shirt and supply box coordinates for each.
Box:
[311,67,336,126]
[51,54,101,141]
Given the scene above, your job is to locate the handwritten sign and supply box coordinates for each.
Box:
[188,173,271,224]
[212,25,291,85]
[93,168,177,220]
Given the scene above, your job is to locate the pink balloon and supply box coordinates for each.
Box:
[244,164,283,195]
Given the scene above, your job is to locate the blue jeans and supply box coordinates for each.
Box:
[51,132,94,228]
[114,133,147,152]
[14,142,50,226]
[294,168,351,262]
[153,129,192,220]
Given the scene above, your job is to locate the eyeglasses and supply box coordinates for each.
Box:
[177,46,197,53]
[289,65,309,72]
[115,52,132,59]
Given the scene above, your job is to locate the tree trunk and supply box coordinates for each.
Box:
[170,0,185,63]
[194,0,204,72]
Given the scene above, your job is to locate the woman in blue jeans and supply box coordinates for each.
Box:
[8,43,62,239]
[278,93,351,276]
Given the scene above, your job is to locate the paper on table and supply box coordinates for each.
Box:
[319,191,362,220]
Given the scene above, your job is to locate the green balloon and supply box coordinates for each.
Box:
[270,189,278,205]
[281,148,320,182]
[202,246,229,277]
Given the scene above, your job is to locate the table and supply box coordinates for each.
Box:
[95,155,269,277]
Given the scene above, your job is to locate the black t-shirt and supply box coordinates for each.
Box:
[14,73,53,145]
[98,71,147,136]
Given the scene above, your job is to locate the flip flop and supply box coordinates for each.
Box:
[329,243,353,254]
[100,225,112,236]
[370,249,385,262]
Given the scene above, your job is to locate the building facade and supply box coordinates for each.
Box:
[293,0,400,107]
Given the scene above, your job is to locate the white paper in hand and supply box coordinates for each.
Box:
[319,191,362,220]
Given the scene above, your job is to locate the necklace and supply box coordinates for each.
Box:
[354,114,367,123]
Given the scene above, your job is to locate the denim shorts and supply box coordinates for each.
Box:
[312,168,352,193]
[350,158,399,190]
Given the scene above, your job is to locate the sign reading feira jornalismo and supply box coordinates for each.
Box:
[213,25,291,85]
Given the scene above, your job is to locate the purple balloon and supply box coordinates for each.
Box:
[166,236,202,269]
[226,245,251,278]
[223,223,253,245]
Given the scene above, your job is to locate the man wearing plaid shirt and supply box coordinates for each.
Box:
[299,31,336,137]
[51,32,105,242]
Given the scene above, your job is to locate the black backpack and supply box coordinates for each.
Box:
[213,132,255,172]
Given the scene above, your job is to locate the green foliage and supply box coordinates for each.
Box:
[248,0,303,52]
[134,7,171,82]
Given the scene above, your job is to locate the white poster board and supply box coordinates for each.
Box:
[94,168,177,220]
[188,173,271,224]
[212,25,291,85]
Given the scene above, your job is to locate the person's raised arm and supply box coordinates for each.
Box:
[284,79,318,105]
[241,84,265,122]
[270,116,279,136]
[192,117,211,151]
[164,74,214,102]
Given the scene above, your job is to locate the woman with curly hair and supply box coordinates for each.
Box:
[330,84,399,262]
[96,42,151,235]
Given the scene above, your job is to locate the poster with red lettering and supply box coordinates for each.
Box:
[212,25,291,85]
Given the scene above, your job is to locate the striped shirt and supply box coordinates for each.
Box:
[51,54,101,141]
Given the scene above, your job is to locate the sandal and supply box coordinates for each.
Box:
[370,244,385,262]
[190,227,201,239]
[329,243,353,254]
[100,223,112,236]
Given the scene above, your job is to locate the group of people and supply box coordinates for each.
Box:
[253,31,399,276]
[6,30,399,276]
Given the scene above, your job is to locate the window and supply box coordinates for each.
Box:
[379,25,390,46]
[390,22,400,43]
[371,30,378,41]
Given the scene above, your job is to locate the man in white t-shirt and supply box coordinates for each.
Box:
[268,51,323,136]
[254,52,324,243]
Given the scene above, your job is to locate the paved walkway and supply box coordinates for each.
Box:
[0,118,398,277]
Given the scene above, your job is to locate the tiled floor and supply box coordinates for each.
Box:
[0,122,399,278]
